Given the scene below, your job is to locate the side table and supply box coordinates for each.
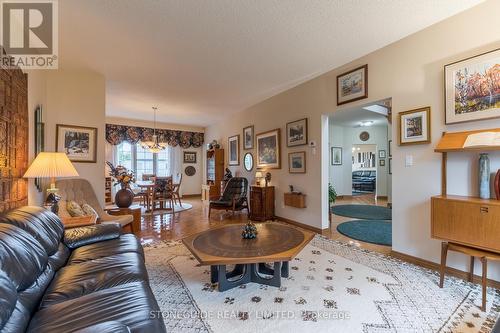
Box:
[105,205,142,234]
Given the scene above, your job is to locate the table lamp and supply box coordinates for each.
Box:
[23,152,79,213]
[255,171,263,186]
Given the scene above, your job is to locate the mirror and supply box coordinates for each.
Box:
[243,153,253,171]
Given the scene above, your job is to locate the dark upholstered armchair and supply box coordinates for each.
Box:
[209,177,249,218]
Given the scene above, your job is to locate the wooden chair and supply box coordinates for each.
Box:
[136,174,155,206]
[209,177,249,218]
[172,173,183,207]
[151,176,175,213]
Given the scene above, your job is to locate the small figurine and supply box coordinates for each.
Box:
[265,172,272,187]
[242,222,258,239]
[223,168,233,181]
[289,185,294,192]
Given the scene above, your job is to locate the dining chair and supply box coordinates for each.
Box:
[151,176,175,213]
[172,173,183,207]
[137,174,156,206]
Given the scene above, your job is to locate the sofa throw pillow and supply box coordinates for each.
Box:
[81,203,99,219]
[67,201,85,217]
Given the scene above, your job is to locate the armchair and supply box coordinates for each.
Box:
[209,177,249,218]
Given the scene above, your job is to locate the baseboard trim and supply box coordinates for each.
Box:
[275,215,326,234]
[390,250,500,289]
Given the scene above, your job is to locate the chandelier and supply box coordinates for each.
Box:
[140,106,167,153]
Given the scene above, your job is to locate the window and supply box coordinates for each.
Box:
[115,143,171,180]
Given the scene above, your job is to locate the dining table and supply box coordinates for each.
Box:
[135,179,180,212]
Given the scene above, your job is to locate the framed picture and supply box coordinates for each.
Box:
[388,140,392,157]
[256,128,281,169]
[331,147,342,165]
[379,150,386,159]
[243,125,254,149]
[183,151,197,163]
[228,135,240,166]
[337,64,368,105]
[286,118,308,147]
[379,159,386,167]
[389,158,392,175]
[56,124,97,163]
[288,151,306,173]
[445,48,500,124]
[399,107,431,146]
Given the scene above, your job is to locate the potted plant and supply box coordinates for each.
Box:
[329,183,337,206]
[107,161,136,208]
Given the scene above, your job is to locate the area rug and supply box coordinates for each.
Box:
[332,204,392,220]
[144,236,499,333]
[337,220,392,246]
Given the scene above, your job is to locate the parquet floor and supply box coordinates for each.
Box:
[138,194,391,255]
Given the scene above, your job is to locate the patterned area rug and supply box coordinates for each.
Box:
[144,236,499,333]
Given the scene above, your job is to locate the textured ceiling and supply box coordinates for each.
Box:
[59,0,484,126]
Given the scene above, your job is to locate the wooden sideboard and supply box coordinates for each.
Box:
[431,195,500,253]
[249,186,275,221]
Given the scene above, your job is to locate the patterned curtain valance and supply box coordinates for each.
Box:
[106,124,204,149]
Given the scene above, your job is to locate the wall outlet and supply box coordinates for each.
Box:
[405,155,413,167]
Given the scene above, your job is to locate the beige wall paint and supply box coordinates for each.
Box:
[206,0,500,280]
[26,69,106,206]
[104,117,203,195]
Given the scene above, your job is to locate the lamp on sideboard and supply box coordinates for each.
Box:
[255,171,263,186]
[23,152,79,213]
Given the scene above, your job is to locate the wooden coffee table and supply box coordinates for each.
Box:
[182,223,314,291]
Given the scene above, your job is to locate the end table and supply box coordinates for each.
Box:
[105,204,142,234]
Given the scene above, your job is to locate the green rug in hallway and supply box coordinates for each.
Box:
[336,220,392,246]
[332,204,392,220]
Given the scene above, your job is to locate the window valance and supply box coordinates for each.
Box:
[106,124,204,148]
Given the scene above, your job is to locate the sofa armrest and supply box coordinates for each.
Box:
[63,223,121,249]
[74,321,131,333]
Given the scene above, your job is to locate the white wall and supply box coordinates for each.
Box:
[205,0,500,281]
[26,69,106,206]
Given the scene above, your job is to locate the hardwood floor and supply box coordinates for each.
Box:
[138,194,391,255]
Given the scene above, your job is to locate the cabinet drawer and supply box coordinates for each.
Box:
[432,197,500,252]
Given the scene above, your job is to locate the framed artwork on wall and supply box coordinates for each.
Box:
[228,135,240,165]
[243,152,254,171]
[379,159,386,167]
[243,125,254,149]
[379,150,386,159]
[256,128,281,169]
[389,158,393,175]
[331,147,342,165]
[388,140,392,157]
[398,107,431,146]
[288,151,306,173]
[337,64,368,105]
[56,124,97,163]
[286,118,308,147]
[444,48,500,124]
[183,151,197,163]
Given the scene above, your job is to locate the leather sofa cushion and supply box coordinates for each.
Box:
[27,281,166,333]
[41,253,147,308]
[74,321,131,333]
[67,234,143,265]
[0,206,64,256]
[63,223,121,249]
[0,272,16,330]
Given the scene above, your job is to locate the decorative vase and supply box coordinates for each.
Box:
[479,153,490,199]
[115,186,134,208]
[495,170,500,200]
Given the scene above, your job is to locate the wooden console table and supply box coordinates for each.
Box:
[249,186,275,221]
[105,205,142,234]
[433,128,500,311]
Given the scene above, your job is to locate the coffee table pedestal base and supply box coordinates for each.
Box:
[211,262,289,292]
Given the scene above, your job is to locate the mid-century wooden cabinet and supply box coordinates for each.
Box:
[206,148,224,198]
[249,186,275,221]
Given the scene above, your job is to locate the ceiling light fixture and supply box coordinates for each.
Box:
[359,121,374,127]
[140,106,167,153]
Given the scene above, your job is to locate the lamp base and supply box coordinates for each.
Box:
[45,192,61,214]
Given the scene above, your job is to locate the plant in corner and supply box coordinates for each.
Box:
[328,183,337,206]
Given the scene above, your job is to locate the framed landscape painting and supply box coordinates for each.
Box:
[56,124,97,163]
[337,64,368,105]
[243,125,254,149]
[228,135,240,165]
[445,48,500,124]
[288,151,306,173]
[256,129,281,169]
[331,147,342,165]
[398,107,431,146]
[286,118,308,147]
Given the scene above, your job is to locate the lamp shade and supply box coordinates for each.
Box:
[23,152,79,179]
[255,171,263,178]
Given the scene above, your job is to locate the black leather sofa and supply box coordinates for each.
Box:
[0,206,166,333]
[352,170,377,192]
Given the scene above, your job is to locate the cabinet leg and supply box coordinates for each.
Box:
[480,257,487,312]
[469,256,475,283]
[439,242,448,288]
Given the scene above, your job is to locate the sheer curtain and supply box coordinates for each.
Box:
[169,146,183,196]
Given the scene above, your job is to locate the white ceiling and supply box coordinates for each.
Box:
[59,0,484,127]
[329,104,388,128]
